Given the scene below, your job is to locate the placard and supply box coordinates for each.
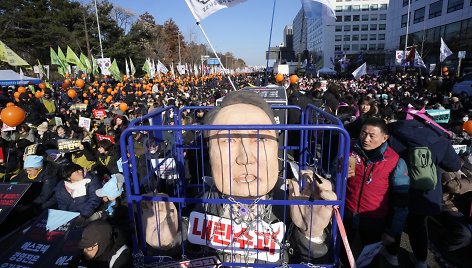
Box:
[151,158,178,180]
[92,109,107,119]
[69,104,87,111]
[159,256,220,268]
[24,144,39,157]
[426,109,450,124]
[453,145,468,155]
[78,116,91,132]
[2,123,16,132]
[0,183,31,224]
[188,211,285,262]
[95,133,115,144]
[54,117,63,126]
[57,139,82,153]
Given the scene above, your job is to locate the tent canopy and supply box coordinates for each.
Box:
[0,69,41,86]
[318,67,337,74]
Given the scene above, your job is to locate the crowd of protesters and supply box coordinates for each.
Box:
[0,69,471,267]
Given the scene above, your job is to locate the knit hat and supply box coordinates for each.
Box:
[36,122,49,133]
[24,155,43,169]
[95,174,124,199]
[78,220,112,250]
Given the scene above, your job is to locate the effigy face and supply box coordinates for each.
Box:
[207,103,279,197]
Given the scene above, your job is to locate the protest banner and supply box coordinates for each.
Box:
[57,139,82,153]
[0,209,82,267]
[0,183,31,224]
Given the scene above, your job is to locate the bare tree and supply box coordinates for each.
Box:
[111,5,135,32]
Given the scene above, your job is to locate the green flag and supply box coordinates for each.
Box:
[50,47,61,66]
[80,53,91,71]
[57,47,67,63]
[142,59,150,76]
[91,55,99,75]
[66,46,85,70]
[37,60,46,79]
[129,58,136,76]
[109,59,122,81]
[0,40,29,66]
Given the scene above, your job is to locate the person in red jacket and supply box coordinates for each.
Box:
[344,117,410,266]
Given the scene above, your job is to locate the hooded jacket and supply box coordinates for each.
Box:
[388,119,461,216]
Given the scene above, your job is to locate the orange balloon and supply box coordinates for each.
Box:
[14,92,20,99]
[67,89,77,98]
[17,86,26,93]
[97,94,103,99]
[6,102,15,107]
[463,120,472,135]
[1,106,26,127]
[38,82,46,90]
[99,87,105,94]
[119,102,128,112]
[84,100,89,104]
[275,73,284,83]
[290,75,298,84]
[105,98,112,103]
[35,91,42,99]
[106,88,112,94]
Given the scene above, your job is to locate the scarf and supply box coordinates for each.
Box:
[64,178,91,198]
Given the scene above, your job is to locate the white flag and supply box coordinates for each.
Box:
[414,51,426,68]
[352,62,366,80]
[184,0,247,22]
[440,37,452,62]
[157,60,168,74]
[303,0,336,18]
[125,58,130,77]
[150,59,156,78]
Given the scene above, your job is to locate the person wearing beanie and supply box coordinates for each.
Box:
[77,220,131,268]
[10,154,60,211]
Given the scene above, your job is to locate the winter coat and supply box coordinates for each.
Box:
[54,173,102,218]
[11,161,60,209]
[346,142,410,236]
[388,119,461,216]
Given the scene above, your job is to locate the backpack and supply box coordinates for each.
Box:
[408,147,437,191]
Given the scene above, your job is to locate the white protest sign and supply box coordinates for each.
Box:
[78,116,91,132]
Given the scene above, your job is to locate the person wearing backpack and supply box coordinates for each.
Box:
[387,101,461,268]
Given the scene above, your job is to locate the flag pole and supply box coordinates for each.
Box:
[195,21,237,91]
[93,0,104,58]
[265,0,277,86]
[403,0,411,72]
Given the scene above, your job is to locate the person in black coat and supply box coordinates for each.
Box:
[11,155,60,211]
[17,92,48,126]
[387,103,461,266]
[77,220,131,268]
[55,163,101,223]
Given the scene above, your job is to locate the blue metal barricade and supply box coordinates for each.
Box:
[120,105,350,268]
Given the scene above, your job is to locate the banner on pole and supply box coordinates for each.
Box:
[96,58,111,75]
